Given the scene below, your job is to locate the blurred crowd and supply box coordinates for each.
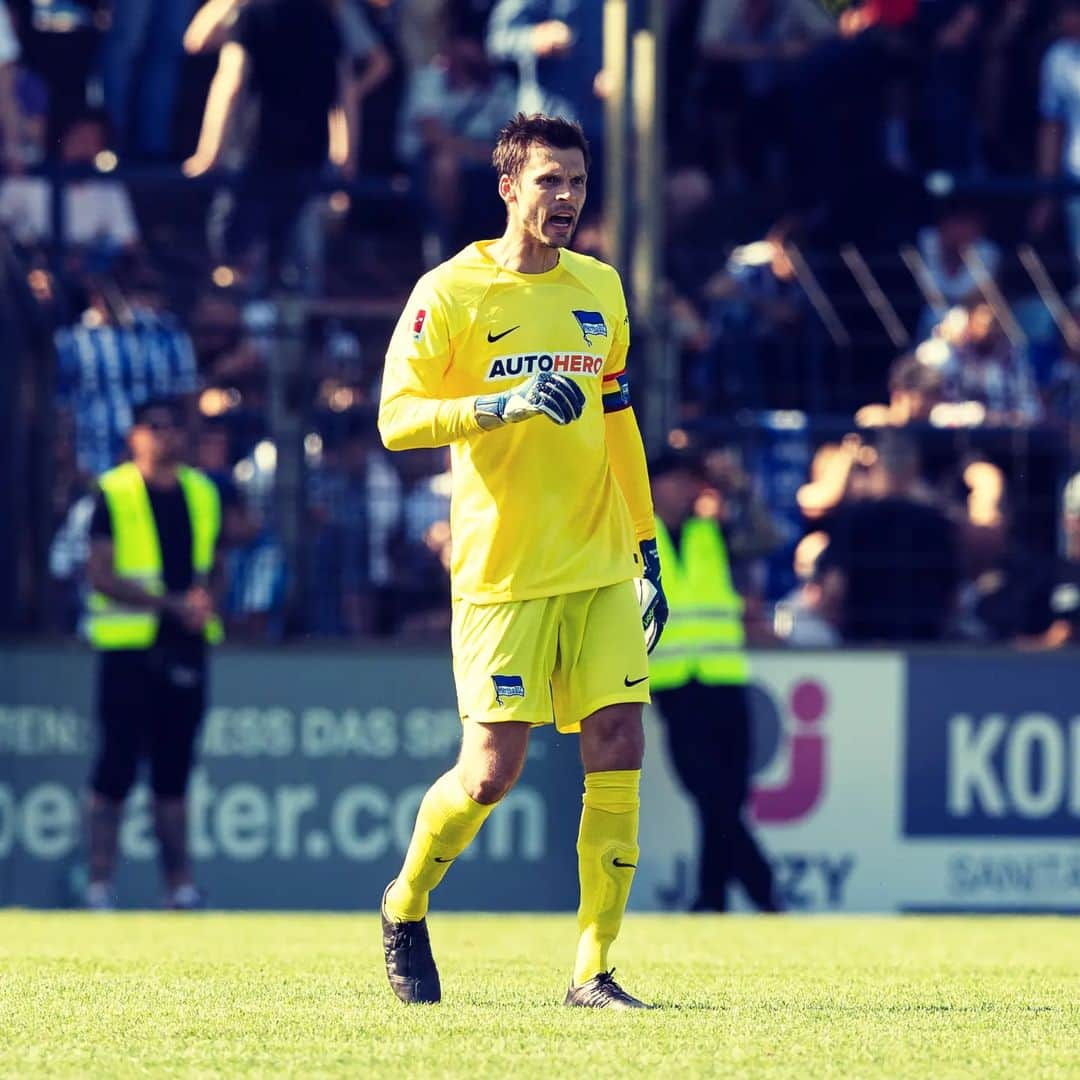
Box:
[3,0,1080,644]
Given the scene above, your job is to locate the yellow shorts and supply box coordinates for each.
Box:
[451,579,651,734]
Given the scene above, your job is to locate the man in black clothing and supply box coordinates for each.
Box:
[821,430,960,643]
[84,397,222,909]
[183,0,353,281]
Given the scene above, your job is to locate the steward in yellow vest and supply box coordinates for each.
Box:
[649,516,749,690]
[647,451,778,913]
[83,397,222,912]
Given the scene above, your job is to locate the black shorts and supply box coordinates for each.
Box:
[90,647,207,801]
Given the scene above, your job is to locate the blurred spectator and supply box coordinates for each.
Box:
[47,488,95,631]
[919,2,983,172]
[819,429,961,642]
[1031,0,1080,278]
[19,0,102,151]
[1023,469,1080,646]
[487,0,604,185]
[855,351,947,427]
[699,444,784,599]
[772,529,841,645]
[102,0,194,160]
[914,199,1001,335]
[305,416,402,635]
[696,232,814,410]
[698,0,835,185]
[952,459,1055,643]
[53,276,198,477]
[397,518,453,634]
[403,447,451,543]
[796,437,871,521]
[220,493,286,639]
[397,33,514,259]
[934,302,1044,425]
[393,0,450,73]
[0,1,25,172]
[184,0,357,291]
[0,111,139,254]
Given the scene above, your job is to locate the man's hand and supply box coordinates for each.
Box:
[182,150,218,178]
[533,20,573,58]
[475,372,585,429]
[639,537,668,654]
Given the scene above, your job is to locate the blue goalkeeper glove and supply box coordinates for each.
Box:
[638,537,668,654]
[475,372,586,430]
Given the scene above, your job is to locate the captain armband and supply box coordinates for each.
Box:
[602,369,631,413]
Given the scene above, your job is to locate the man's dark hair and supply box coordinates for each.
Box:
[648,449,705,482]
[131,396,184,427]
[492,113,591,181]
[889,354,943,396]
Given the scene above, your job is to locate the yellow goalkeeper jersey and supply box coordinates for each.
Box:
[379,240,639,604]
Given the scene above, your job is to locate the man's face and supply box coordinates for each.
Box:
[1062,4,1080,38]
[502,144,587,250]
[61,121,106,165]
[130,409,184,466]
[652,469,702,522]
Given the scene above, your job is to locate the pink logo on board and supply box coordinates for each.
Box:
[749,679,828,824]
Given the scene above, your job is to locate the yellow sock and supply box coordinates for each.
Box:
[572,769,641,986]
[384,769,495,922]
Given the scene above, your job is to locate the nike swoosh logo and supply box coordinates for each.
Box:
[487,325,519,343]
[624,675,649,687]
[613,858,637,868]
[433,856,456,864]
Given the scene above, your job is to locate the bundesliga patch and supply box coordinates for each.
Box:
[412,308,427,339]
[491,674,525,706]
[572,309,607,346]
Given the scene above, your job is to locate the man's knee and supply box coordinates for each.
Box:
[457,721,530,805]
[580,704,645,772]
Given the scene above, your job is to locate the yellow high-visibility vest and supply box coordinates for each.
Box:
[86,462,223,649]
[648,517,749,690]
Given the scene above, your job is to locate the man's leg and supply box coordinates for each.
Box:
[654,682,729,909]
[385,720,529,920]
[724,685,779,912]
[382,720,530,1003]
[148,659,206,907]
[572,703,645,990]
[86,653,141,907]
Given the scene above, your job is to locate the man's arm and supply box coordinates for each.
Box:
[378,291,483,450]
[183,41,250,177]
[601,303,667,648]
[0,60,21,172]
[183,0,246,55]
[605,405,654,543]
[87,537,202,633]
[379,283,583,450]
[487,0,571,62]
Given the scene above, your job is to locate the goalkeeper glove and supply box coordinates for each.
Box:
[475,372,585,430]
[638,537,668,654]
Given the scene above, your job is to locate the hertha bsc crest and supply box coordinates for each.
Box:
[571,310,607,346]
[491,675,525,706]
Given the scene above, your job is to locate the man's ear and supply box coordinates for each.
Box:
[498,174,514,204]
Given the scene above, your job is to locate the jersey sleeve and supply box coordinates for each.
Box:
[600,272,653,542]
[378,277,483,450]
[602,275,631,414]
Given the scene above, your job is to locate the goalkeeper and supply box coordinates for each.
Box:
[377,112,666,1010]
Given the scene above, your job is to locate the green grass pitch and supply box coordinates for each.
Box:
[1,912,1077,1078]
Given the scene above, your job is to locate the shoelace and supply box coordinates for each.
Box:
[579,969,631,1007]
